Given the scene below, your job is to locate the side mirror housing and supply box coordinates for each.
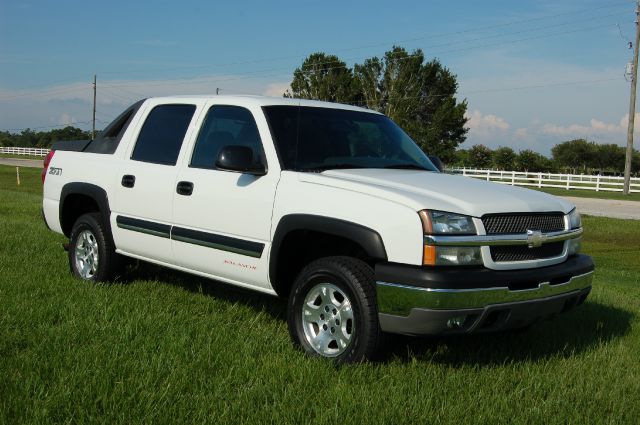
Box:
[428,155,444,172]
[215,145,266,176]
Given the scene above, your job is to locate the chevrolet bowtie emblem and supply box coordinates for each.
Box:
[526,229,546,248]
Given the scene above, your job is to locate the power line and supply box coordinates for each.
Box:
[0,4,628,99]
[91,76,623,124]
[93,21,619,93]
[2,0,633,96]
[1,120,93,132]
[95,0,634,77]
[0,84,92,102]
[0,74,624,133]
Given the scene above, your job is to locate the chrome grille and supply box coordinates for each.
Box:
[482,213,564,235]
[490,242,565,262]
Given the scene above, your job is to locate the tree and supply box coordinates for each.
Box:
[515,149,553,172]
[467,144,493,168]
[551,139,597,173]
[287,47,468,163]
[286,53,357,104]
[594,143,625,172]
[491,146,516,170]
[353,47,467,162]
[452,149,471,167]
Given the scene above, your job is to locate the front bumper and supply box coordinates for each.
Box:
[376,254,594,335]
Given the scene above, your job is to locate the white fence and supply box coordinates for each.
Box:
[449,168,640,193]
[0,147,49,157]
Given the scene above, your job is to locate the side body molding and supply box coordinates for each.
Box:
[269,214,388,291]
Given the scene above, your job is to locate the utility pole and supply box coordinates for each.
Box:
[92,74,97,140]
[624,2,640,195]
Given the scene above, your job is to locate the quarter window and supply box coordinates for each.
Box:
[190,105,265,170]
[131,104,196,165]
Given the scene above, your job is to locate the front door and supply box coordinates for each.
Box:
[171,103,281,290]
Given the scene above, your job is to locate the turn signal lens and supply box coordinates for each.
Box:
[423,245,436,265]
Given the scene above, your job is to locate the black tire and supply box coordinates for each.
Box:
[68,212,123,282]
[287,256,381,363]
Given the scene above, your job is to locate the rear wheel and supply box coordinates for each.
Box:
[287,256,381,362]
[68,212,123,282]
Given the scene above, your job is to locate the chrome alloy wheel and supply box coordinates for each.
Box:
[74,229,99,279]
[302,283,355,357]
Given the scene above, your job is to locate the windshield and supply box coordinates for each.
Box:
[262,105,438,172]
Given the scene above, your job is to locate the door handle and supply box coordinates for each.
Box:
[176,181,194,196]
[121,175,135,188]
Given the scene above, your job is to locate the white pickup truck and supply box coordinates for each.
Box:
[42,95,593,362]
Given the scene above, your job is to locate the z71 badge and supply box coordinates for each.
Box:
[48,167,62,176]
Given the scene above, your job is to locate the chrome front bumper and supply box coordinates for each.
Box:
[377,271,593,315]
[375,254,594,335]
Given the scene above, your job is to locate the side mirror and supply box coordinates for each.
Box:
[428,155,444,172]
[215,145,266,176]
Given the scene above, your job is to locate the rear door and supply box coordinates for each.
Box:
[110,100,201,264]
[171,102,281,290]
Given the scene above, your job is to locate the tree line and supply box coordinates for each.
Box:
[2,125,637,175]
[454,140,640,175]
[0,127,92,149]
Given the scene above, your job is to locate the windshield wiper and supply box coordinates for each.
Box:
[383,163,429,170]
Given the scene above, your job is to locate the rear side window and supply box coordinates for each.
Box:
[84,99,145,154]
[131,104,196,165]
[190,105,265,170]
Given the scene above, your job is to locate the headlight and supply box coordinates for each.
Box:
[568,237,582,256]
[419,210,477,235]
[419,210,482,266]
[568,208,581,229]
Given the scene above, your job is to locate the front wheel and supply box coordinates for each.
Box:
[287,257,381,362]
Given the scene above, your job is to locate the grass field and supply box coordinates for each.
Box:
[1,165,639,424]
[534,187,640,202]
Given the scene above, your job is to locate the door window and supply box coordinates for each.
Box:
[190,105,265,170]
[131,104,196,165]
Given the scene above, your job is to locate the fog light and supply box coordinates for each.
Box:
[447,315,467,329]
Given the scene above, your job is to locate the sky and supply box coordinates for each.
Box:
[1,0,638,154]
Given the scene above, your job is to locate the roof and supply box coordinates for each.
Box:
[146,94,381,114]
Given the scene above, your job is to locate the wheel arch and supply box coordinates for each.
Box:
[269,214,387,297]
[59,183,113,243]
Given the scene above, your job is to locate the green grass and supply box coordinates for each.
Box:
[1,164,639,424]
[534,186,640,202]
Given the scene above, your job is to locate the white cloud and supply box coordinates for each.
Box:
[514,128,528,138]
[541,113,640,139]
[262,82,290,97]
[466,109,510,138]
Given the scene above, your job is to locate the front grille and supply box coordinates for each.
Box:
[482,213,564,235]
[490,242,565,262]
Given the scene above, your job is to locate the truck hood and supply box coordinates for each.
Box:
[297,169,574,217]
